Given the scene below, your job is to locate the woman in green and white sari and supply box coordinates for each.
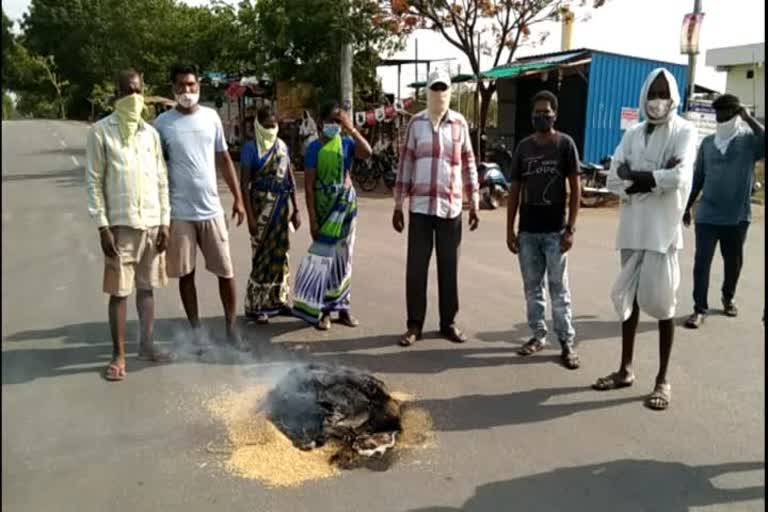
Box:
[293,101,372,330]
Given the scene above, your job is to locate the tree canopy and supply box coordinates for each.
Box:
[3,0,405,119]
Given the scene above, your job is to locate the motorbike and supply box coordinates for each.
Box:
[579,156,613,207]
[353,139,397,192]
[478,138,513,209]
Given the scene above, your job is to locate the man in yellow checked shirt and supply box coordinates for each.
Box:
[85,68,173,382]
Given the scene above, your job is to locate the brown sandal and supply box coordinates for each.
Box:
[517,338,547,356]
[592,372,635,391]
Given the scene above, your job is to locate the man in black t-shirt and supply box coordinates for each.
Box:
[506,90,582,370]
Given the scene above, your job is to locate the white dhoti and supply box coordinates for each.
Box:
[611,248,680,321]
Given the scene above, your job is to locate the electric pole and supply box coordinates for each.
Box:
[340,42,354,116]
[685,0,702,111]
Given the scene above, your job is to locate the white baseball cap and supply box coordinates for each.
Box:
[427,69,451,89]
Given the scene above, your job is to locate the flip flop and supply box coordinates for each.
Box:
[645,383,671,411]
[137,348,176,363]
[592,371,635,391]
[399,330,422,347]
[104,362,126,381]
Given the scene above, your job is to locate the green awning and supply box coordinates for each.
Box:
[481,61,554,79]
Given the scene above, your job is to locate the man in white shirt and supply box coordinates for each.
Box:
[593,68,698,411]
[392,69,480,347]
[154,63,247,350]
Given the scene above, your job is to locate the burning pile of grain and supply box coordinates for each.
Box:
[205,364,434,488]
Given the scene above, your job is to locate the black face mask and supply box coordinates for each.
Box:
[532,114,555,133]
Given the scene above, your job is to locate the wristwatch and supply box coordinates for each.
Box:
[564,225,576,234]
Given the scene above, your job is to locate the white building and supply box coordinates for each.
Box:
[706,42,765,120]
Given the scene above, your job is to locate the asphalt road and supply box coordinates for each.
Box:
[2,119,764,512]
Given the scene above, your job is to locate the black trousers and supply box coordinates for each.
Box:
[692,222,749,313]
[406,212,462,331]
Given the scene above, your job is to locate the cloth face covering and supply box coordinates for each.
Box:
[114,93,144,144]
[714,115,741,155]
[639,68,681,125]
[255,119,279,156]
[427,88,450,129]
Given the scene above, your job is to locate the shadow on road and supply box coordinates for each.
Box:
[2,167,83,185]
[406,460,765,512]
[413,386,640,430]
[476,315,658,344]
[29,147,87,158]
[1,316,309,384]
[4,316,579,384]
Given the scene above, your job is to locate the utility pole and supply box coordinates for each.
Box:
[340,42,354,117]
[685,0,703,111]
[414,38,419,104]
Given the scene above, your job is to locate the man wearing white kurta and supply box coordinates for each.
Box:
[593,68,697,411]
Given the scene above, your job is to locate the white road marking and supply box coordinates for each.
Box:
[71,156,79,166]
[59,139,67,148]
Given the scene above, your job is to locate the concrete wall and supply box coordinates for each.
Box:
[725,64,765,120]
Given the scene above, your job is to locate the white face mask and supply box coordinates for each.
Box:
[175,91,200,109]
[427,88,450,128]
[715,115,739,141]
[646,98,672,120]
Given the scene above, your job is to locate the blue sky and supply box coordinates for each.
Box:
[4,0,764,93]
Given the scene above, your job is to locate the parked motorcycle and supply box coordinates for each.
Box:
[579,156,612,207]
[353,139,397,192]
[478,137,513,209]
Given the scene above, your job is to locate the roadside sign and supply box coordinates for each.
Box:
[620,107,640,130]
[685,100,716,145]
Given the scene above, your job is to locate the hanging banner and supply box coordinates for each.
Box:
[355,111,367,127]
[680,13,705,55]
[374,107,386,122]
[365,111,376,126]
[384,105,397,120]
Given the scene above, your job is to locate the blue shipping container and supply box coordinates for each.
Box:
[583,51,688,162]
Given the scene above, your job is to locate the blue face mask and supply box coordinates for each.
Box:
[322,123,341,138]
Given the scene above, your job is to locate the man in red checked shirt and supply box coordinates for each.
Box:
[392,69,480,348]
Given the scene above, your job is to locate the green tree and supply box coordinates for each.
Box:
[394,0,608,139]
[250,0,406,108]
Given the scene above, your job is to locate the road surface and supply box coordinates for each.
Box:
[2,119,764,511]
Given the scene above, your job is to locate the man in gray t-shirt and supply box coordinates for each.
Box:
[155,62,246,349]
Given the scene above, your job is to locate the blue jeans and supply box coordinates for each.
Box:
[517,231,575,350]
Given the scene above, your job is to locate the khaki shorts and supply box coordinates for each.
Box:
[103,226,168,297]
[167,215,234,279]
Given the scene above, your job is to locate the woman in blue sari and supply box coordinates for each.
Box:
[293,101,372,330]
[240,107,301,323]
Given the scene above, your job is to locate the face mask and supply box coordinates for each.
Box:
[427,88,450,128]
[322,123,341,138]
[175,91,199,109]
[714,115,740,154]
[646,98,671,120]
[254,120,279,154]
[114,93,145,142]
[532,114,555,133]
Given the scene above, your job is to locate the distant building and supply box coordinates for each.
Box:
[706,43,764,121]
